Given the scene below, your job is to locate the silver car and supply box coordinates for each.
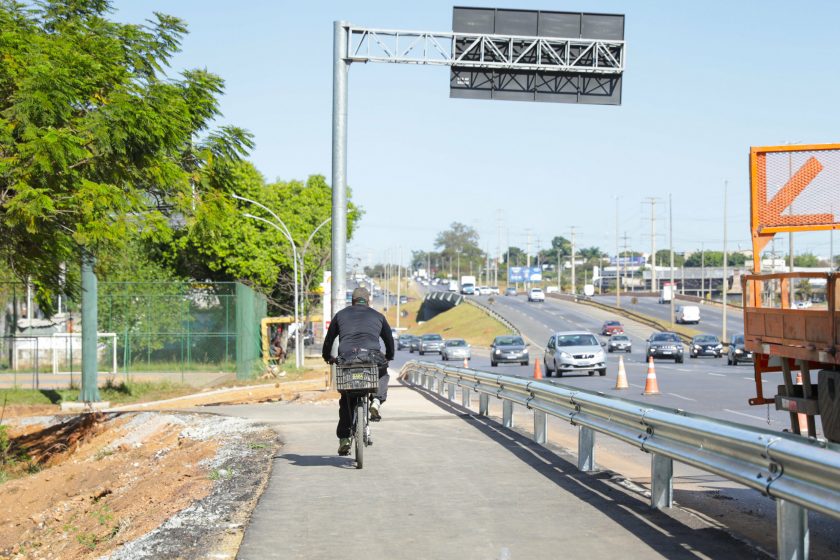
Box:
[543,331,606,377]
[441,339,471,361]
[418,333,444,355]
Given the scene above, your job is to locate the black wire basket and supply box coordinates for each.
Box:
[335,364,379,392]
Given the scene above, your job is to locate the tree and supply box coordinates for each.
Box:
[540,236,572,264]
[434,222,484,275]
[653,249,685,268]
[503,246,526,265]
[794,253,822,268]
[579,246,607,262]
[168,166,361,315]
[684,251,747,267]
[0,0,252,313]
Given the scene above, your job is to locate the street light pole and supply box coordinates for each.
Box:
[722,180,729,345]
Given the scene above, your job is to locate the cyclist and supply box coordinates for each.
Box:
[322,286,394,456]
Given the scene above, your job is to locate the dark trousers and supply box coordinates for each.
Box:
[336,367,389,439]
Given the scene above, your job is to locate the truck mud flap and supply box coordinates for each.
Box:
[818,370,840,443]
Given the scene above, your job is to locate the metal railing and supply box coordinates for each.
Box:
[400,360,840,559]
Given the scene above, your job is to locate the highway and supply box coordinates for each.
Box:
[591,294,745,340]
[413,289,786,433]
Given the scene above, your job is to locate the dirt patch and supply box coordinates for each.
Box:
[0,411,277,559]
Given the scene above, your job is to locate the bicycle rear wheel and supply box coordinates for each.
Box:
[354,401,365,469]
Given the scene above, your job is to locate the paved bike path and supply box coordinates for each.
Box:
[210,379,762,560]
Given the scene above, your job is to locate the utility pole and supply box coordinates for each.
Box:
[570,226,577,295]
[620,232,632,293]
[669,193,675,325]
[722,180,729,345]
[525,229,532,290]
[496,210,503,287]
[615,196,620,307]
[643,197,660,293]
[701,242,705,299]
[396,247,402,330]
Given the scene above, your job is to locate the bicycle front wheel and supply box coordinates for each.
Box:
[354,401,365,469]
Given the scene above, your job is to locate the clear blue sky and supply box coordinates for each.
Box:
[113,1,840,266]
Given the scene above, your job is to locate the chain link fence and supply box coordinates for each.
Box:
[1,281,268,386]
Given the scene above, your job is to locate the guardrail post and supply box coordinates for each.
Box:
[479,393,489,416]
[650,454,673,509]
[777,499,808,560]
[503,400,514,428]
[437,376,444,396]
[426,375,433,392]
[578,426,595,472]
[462,387,471,408]
[534,410,547,444]
[448,382,455,401]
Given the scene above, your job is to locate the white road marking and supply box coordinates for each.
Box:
[668,393,696,402]
[724,408,766,421]
[707,372,725,377]
[677,368,691,372]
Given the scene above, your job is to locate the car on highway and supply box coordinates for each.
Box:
[418,333,444,355]
[646,332,685,363]
[441,339,471,361]
[399,295,408,304]
[545,286,559,294]
[601,320,624,336]
[607,334,632,353]
[543,331,606,377]
[490,335,529,367]
[727,334,753,365]
[689,334,722,358]
[675,305,701,324]
[461,283,475,295]
[489,286,500,295]
[504,287,517,296]
[528,288,545,302]
[409,336,422,353]
[397,334,416,351]
[478,286,493,296]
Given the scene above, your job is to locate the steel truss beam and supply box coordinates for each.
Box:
[348,27,624,74]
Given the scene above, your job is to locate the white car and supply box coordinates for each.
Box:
[528,288,545,302]
[545,286,559,294]
[675,305,700,324]
[478,286,492,295]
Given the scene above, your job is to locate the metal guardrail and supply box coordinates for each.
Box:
[400,360,840,559]
[463,297,521,335]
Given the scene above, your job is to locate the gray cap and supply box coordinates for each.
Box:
[352,287,370,305]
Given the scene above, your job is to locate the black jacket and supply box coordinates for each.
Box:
[322,304,395,362]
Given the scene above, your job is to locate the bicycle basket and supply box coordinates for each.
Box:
[336,364,378,392]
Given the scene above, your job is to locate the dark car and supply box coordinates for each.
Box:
[601,320,624,336]
[399,295,408,305]
[646,332,684,363]
[491,335,529,367]
[418,333,444,355]
[607,334,632,353]
[409,336,422,353]
[727,334,753,366]
[690,334,722,358]
[398,334,416,351]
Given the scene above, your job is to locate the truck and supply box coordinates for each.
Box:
[658,283,674,304]
[460,275,476,295]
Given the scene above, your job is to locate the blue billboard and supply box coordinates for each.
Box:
[610,256,646,267]
[508,266,542,282]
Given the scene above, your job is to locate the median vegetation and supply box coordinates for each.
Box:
[409,302,510,347]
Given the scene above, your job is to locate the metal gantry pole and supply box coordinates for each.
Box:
[722,180,729,344]
[331,20,350,324]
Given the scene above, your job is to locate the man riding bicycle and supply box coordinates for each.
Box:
[322,287,394,456]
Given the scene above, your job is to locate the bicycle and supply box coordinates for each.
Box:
[335,362,379,469]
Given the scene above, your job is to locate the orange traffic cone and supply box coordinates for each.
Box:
[795,370,809,436]
[643,356,660,395]
[463,357,469,368]
[614,355,629,389]
[533,359,543,380]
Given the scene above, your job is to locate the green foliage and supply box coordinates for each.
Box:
[0,0,252,312]
[683,251,747,267]
[169,167,361,314]
[793,252,823,267]
[653,249,685,267]
[434,222,484,275]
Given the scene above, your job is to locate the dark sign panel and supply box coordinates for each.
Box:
[450,7,624,105]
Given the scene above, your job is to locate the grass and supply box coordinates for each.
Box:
[0,379,194,406]
[408,301,510,347]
